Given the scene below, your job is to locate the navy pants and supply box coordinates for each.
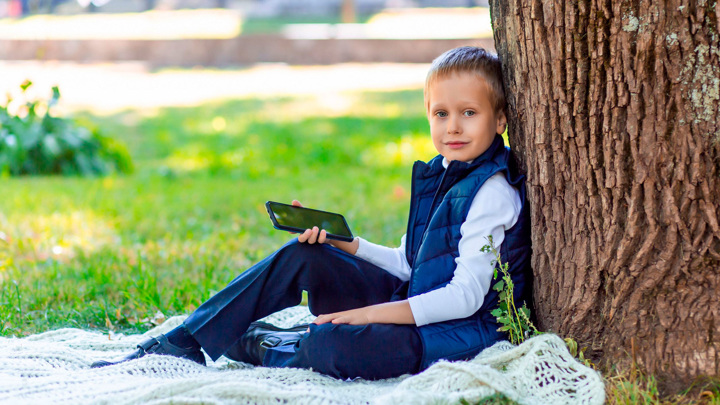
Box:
[184,239,423,380]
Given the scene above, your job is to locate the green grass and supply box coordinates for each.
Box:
[240,15,373,36]
[606,368,720,405]
[0,89,435,336]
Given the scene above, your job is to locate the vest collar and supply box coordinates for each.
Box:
[417,135,505,179]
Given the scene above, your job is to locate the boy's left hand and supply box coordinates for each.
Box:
[312,301,415,326]
[313,307,372,325]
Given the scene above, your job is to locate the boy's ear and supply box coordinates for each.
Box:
[495,111,508,135]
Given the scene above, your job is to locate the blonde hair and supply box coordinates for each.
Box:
[425,46,506,114]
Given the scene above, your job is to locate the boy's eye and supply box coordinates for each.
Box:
[463,110,476,117]
[435,111,448,118]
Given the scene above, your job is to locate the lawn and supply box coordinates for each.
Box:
[0,89,436,336]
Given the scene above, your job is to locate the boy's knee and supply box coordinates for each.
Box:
[272,240,339,278]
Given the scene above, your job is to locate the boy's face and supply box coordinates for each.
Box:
[426,72,507,163]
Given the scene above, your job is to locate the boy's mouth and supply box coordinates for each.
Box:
[446,142,468,149]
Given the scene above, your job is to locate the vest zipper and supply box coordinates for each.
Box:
[408,161,454,296]
[405,162,421,266]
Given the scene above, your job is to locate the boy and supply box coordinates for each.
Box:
[92,46,531,380]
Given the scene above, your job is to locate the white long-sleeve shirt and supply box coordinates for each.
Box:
[355,161,522,326]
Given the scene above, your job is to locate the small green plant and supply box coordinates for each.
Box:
[564,337,595,369]
[481,236,600,369]
[0,80,132,176]
[481,235,540,345]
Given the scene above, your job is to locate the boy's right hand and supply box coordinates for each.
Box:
[291,200,327,244]
[293,200,359,255]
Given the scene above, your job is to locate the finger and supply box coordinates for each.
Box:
[308,226,319,244]
[313,315,330,325]
[318,229,328,244]
[331,317,349,324]
[292,200,303,207]
[298,228,312,243]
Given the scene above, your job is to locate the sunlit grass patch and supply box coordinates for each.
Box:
[0,89,429,336]
[605,366,720,404]
[0,210,119,263]
[80,90,431,177]
[361,135,436,167]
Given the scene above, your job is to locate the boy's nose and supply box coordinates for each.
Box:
[447,117,461,134]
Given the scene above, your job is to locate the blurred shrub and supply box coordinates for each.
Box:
[0,80,132,176]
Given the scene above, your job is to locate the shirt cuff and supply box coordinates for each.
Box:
[355,237,380,261]
[408,295,430,326]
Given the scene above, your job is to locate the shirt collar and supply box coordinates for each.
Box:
[442,157,474,169]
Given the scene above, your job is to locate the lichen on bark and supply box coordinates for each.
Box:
[683,44,720,141]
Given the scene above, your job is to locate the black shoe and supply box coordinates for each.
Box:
[91,334,206,368]
[226,321,309,365]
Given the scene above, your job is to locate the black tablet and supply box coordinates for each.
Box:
[265,201,354,242]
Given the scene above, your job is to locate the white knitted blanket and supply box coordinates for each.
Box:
[0,306,605,405]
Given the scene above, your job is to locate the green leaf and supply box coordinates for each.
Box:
[59,160,75,175]
[49,86,61,108]
[20,80,32,92]
[41,134,61,158]
[493,280,504,292]
[74,152,93,176]
[490,308,503,317]
[20,123,43,149]
[564,338,578,356]
[499,291,507,301]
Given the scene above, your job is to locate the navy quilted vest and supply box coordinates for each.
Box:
[405,135,532,369]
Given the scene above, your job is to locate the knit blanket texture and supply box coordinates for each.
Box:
[0,306,605,405]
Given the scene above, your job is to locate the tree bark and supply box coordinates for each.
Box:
[489,0,720,392]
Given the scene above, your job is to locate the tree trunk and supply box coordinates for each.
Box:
[489,0,720,392]
[341,0,356,24]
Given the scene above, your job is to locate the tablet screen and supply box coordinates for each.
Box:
[268,202,352,238]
